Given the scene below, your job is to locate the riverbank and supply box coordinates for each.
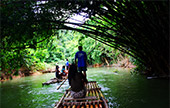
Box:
[0,68,56,82]
[0,64,135,82]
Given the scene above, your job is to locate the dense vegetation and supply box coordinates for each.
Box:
[1,29,127,78]
[0,1,169,79]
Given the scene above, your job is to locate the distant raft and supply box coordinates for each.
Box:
[54,81,109,108]
[42,78,65,86]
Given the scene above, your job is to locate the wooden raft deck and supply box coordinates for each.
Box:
[54,81,108,108]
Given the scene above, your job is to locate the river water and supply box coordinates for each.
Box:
[0,67,169,108]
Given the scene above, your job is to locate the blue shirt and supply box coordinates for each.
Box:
[75,51,87,67]
[66,61,69,66]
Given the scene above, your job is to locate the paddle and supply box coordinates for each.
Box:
[57,78,67,90]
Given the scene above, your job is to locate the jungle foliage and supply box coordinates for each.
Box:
[0,1,169,77]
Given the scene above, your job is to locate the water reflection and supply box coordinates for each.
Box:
[0,67,169,108]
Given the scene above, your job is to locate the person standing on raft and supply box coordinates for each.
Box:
[65,59,70,71]
[75,46,87,78]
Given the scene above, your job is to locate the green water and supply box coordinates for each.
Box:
[0,67,169,108]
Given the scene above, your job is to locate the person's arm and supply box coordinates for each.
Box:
[81,73,88,84]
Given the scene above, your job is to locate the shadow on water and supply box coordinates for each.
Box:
[87,67,169,108]
[0,67,169,108]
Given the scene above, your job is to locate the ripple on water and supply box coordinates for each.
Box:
[98,79,106,81]
[18,84,25,88]
[100,85,110,91]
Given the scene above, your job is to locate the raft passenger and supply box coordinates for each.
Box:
[68,64,88,98]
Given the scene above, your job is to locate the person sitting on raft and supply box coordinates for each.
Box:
[68,64,88,98]
[55,65,61,79]
[61,65,66,76]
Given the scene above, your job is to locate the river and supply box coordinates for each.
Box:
[0,67,169,108]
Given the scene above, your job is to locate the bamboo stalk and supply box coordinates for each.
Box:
[94,83,104,98]
[72,105,76,108]
[90,104,94,108]
[54,91,68,108]
[93,83,100,99]
[95,104,99,108]
[86,90,89,97]
[100,97,108,108]
[99,90,104,98]
[86,83,89,96]
[66,91,71,98]
[81,105,85,108]
[91,83,96,97]
[91,82,95,89]
[92,90,96,97]
[99,103,102,108]
[89,83,91,90]
[95,89,100,99]
[77,105,80,108]
[93,82,98,89]
[89,90,93,96]
[86,104,90,108]
[57,78,67,90]
[88,82,91,87]
[89,83,93,96]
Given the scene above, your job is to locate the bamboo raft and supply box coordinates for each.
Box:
[54,81,108,108]
[42,78,65,86]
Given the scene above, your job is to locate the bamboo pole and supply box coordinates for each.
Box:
[93,83,100,99]
[86,90,89,97]
[89,83,93,96]
[89,90,93,96]
[66,91,71,98]
[57,78,67,90]
[91,83,95,97]
[94,82,108,108]
[86,104,90,108]
[54,90,68,108]
[99,103,102,108]
[88,82,90,89]
[95,89,100,99]
[72,105,76,108]
[81,105,85,108]
[90,104,94,108]
[77,105,80,108]
[95,104,99,108]
[89,82,91,88]
[93,82,100,99]
[94,83,104,98]
[86,83,89,97]
[100,97,108,108]
[93,90,96,97]
[91,82,95,89]
[99,90,104,98]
